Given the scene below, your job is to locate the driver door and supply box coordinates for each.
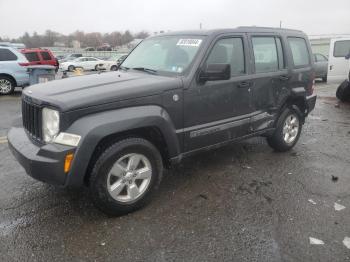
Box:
[183,35,253,152]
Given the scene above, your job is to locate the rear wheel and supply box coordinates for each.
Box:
[0,76,15,95]
[267,107,302,152]
[336,80,350,102]
[89,137,163,216]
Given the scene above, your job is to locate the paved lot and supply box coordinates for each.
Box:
[1,81,350,261]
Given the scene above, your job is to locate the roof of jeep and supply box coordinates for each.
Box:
[156,27,305,37]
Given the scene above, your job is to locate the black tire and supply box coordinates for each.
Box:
[68,65,75,72]
[336,80,350,102]
[267,107,303,152]
[0,76,15,95]
[95,65,99,71]
[322,76,327,82]
[110,65,117,71]
[89,137,163,216]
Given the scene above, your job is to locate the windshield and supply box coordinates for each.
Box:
[121,36,204,75]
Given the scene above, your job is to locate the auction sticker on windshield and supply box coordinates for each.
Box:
[177,39,202,47]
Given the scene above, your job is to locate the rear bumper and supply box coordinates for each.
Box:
[306,94,317,114]
[8,127,75,186]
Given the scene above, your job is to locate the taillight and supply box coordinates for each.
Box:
[18,62,30,66]
[308,72,315,96]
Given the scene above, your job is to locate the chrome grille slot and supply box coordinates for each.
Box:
[22,98,42,140]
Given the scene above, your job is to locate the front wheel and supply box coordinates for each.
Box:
[68,65,75,72]
[110,65,117,71]
[267,107,302,152]
[89,137,163,216]
[0,76,15,95]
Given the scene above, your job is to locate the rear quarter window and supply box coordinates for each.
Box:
[333,40,350,57]
[288,37,310,67]
[24,52,40,62]
[41,52,52,61]
[0,49,18,61]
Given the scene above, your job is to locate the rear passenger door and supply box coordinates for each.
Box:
[248,34,289,132]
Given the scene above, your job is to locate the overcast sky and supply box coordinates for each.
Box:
[1,0,349,38]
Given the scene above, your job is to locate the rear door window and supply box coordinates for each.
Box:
[333,40,350,57]
[315,54,327,62]
[40,51,52,60]
[0,48,18,61]
[288,37,310,67]
[252,37,279,73]
[24,52,40,62]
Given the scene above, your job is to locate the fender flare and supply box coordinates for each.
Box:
[64,105,180,186]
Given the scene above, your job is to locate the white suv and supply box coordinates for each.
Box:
[0,47,30,95]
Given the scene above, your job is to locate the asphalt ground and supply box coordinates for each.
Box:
[0,80,350,261]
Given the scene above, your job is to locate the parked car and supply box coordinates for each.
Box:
[313,53,328,82]
[102,54,128,71]
[8,27,316,215]
[55,55,65,60]
[97,43,112,51]
[21,48,59,71]
[59,53,83,63]
[0,47,29,95]
[59,56,105,71]
[84,47,95,51]
[327,37,350,83]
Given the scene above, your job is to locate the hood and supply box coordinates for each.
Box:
[23,71,182,112]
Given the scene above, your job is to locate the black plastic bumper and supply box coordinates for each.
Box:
[8,127,75,186]
[306,94,317,114]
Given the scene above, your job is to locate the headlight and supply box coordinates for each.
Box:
[42,108,60,142]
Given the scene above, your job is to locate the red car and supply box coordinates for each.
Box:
[21,48,59,71]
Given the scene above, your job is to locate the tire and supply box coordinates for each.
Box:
[267,107,303,152]
[89,137,163,216]
[68,65,75,72]
[110,65,117,71]
[0,76,15,95]
[336,80,350,102]
[322,76,327,82]
[95,65,99,71]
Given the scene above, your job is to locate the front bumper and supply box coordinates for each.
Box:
[306,94,317,114]
[8,127,75,186]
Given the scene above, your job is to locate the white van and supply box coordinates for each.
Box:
[327,37,350,83]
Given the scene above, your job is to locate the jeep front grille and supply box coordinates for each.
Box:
[22,99,42,140]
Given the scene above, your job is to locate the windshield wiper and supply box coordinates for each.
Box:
[132,67,157,75]
[119,65,129,71]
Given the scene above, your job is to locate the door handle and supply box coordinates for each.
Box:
[329,65,333,71]
[237,81,251,88]
[279,75,290,81]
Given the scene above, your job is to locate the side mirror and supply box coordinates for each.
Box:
[199,63,231,82]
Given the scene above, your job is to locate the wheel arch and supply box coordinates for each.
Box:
[0,73,17,87]
[64,105,180,186]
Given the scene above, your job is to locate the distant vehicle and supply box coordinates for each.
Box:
[59,56,105,71]
[313,53,328,82]
[0,47,29,95]
[0,42,26,49]
[97,43,112,51]
[59,53,83,63]
[327,37,350,83]
[102,54,128,71]
[55,55,65,60]
[21,48,59,71]
[85,47,95,51]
